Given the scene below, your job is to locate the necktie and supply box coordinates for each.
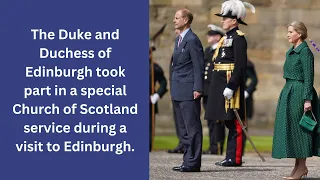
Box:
[178,35,182,47]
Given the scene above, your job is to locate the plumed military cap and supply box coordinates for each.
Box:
[215,0,255,26]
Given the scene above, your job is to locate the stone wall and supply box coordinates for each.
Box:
[150,0,320,135]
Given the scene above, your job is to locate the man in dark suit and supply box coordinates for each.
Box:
[204,0,256,167]
[168,29,186,154]
[202,24,226,155]
[171,8,204,172]
[149,45,168,152]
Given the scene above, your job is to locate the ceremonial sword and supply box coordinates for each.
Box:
[233,108,266,162]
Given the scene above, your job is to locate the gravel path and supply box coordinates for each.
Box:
[150,151,320,180]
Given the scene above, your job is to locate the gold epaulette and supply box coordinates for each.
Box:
[236,30,245,36]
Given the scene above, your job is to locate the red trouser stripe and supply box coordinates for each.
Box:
[235,119,243,164]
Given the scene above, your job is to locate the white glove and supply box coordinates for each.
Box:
[150,93,160,104]
[244,91,249,99]
[223,88,234,100]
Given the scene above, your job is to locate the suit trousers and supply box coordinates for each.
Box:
[173,98,203,168]
[172,99,185,149]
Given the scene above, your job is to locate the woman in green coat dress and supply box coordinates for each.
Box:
[272,21,320,179]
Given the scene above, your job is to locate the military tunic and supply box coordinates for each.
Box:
[202,45,226,155]
[272,41,320,158]
[150,61,168,151]
[245,60,258,119]
[203,47,215,96]
[204,27,247,121]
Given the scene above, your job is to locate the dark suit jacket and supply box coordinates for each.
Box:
[170,29,204,101]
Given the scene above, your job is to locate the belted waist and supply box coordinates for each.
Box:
[286,78,304,83]
[213,63,234,71]
[212,63,239,112]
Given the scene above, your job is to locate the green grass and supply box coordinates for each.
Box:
[153,135,273,153]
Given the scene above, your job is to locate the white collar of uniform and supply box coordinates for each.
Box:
[179,28,190,40]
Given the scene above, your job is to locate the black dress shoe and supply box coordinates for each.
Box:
[179,166,200,172]
[172,165,183,171]
[215,159,242,167]
[167,147,184,154]
[202,150,217,155]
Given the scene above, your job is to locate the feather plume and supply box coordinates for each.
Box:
[243,2,256,13]
[234,0,246,19]
[220,0,245,19]
[221,0,233,15]
[220,0,255,21]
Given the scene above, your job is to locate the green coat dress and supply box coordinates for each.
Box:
[272,41,320,158]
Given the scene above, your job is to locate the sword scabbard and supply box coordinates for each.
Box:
[233,109,266,162]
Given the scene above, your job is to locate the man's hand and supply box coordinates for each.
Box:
[244,91,249,99]
[150,93,160,104]
[223,88,234,100]
[193,91,201,99]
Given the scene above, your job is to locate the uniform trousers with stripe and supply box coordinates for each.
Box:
[224,119,245,164]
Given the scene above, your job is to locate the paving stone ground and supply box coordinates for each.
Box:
[150,151,320,180]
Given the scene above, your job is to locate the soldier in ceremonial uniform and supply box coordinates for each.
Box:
[245,60,258,121]
[149,43,168,152]
[202,24,226,155]
[242,59,258,153]
[204,0,255,166]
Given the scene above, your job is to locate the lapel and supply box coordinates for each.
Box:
[173,36,179,53]
[173,29,192,64]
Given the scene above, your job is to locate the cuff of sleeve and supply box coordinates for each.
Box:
[156,89,168,98]
[193,89,203,93]
[193,86,203,93]
[303,95,313,101]
[245,89,253,94]
[227,82,238,91]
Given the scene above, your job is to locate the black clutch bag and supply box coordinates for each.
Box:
[299,110,317,132]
